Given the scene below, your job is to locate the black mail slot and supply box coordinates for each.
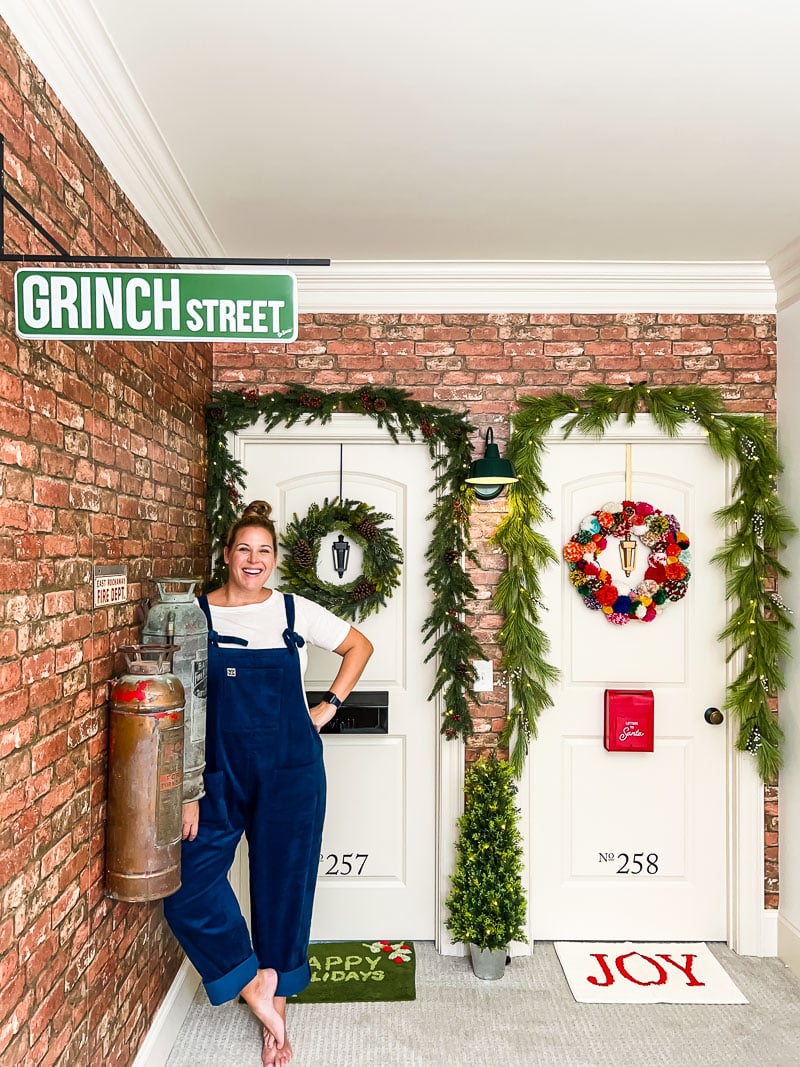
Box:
[306,690,389,734]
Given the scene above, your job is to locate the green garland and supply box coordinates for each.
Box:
[205,383,485,739]
[279,496,403,622]
[493,383,796,782]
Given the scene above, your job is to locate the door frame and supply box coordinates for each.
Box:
[226,413,466,955]
[513,416,771,956]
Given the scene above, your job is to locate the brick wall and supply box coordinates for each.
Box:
[215,310,778,904]
[0,14,781,1063]
[0,22,211,1066]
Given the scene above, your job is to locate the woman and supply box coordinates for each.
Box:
[164,501,373,1067]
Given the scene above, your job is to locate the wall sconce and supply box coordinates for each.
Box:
[465,427,519,500]
[332,533,350,577]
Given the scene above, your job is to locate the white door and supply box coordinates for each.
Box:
[232,418,437,939]
[530,421,729,940]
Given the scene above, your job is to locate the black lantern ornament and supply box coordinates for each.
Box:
[332,533,350,578]
[332,443,351,577]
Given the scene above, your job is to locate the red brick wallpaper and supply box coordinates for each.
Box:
[215,310,778,905]
[0,15,782,1066]
[217,309,776,700]
[0,22,210,1066]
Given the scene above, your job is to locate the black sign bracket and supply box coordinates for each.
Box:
[0,134,330,269]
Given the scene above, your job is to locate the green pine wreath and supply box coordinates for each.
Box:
[279,497,404,622]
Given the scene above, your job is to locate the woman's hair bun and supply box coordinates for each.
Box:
[242,500,272,520]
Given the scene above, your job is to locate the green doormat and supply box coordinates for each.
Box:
[288,940,416,1004]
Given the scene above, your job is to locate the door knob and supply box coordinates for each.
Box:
[704,707,724,725]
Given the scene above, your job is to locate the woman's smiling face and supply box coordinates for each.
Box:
[224,525,277,594]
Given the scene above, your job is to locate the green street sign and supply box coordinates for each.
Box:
[14,268,298,342]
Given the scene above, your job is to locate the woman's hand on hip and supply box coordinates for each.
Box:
[182,800,200,841]
[309,700,338,733]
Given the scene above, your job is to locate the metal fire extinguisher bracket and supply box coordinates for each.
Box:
[120,643,179,675]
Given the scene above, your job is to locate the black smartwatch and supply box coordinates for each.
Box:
[321,691,342,709]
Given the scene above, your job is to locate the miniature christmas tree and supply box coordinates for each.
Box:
[445,752,527,952]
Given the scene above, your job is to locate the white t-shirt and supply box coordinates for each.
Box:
[204,592,351,697]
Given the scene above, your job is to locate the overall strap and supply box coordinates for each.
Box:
[196,593,248,647]
[197,594,212,629]
[282,593,306,655]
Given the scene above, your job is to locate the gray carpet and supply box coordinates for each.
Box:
[166,942,800,1066]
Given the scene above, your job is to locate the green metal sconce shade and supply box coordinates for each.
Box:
[465,427,518,500]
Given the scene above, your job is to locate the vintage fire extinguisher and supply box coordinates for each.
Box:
[142,577,207,803]
[106,644,185,901]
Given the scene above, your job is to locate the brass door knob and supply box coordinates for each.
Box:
[704,707,724,725]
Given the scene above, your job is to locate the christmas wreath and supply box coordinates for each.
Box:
[563,500,691,625]
[279,497,404,622]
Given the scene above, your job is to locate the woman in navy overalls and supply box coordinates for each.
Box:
[164,502,373,1066]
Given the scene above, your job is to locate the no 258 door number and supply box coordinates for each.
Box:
[598,851,659,874]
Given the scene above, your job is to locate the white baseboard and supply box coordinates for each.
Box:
[132,958,201,1067]
[778,912,800,976]
[760,908,778,957]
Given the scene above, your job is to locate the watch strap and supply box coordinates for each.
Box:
[322,691,342,709]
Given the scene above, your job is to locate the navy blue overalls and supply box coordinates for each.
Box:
[163,593,326,1004]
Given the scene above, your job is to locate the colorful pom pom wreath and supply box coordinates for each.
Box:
[562,500,691,625]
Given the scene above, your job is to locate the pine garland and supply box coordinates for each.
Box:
[493,383,796,782]
[445,753,528,952]
[205,384,485,739]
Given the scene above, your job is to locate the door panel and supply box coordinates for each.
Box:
[531,433,728,940]
[234,430,436,939]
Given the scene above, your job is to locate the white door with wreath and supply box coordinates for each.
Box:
[527,419,744,941]
[228,416,441,940]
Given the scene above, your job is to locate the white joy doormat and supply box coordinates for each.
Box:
[554,942,748,1004]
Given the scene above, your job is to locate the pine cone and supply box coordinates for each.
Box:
[352,578,376,601]
[292,539,314,568]
[444,550,459,565]
[356,520,379,543]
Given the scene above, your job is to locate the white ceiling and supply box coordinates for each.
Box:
[3,1,800,291]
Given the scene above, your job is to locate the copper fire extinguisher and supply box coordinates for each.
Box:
[106,644,185,901]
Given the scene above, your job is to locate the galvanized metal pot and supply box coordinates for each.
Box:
[469,944,507,980]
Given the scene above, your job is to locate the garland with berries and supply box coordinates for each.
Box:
[492,383,795,781]
[206,384,484,739]
[279,497,403,622]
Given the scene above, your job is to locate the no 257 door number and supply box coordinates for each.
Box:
[319,852,368,876]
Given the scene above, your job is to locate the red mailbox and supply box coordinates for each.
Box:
[604,689,654,752]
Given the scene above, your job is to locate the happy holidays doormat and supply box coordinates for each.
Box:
[287,941,416,1004]
[554,942,748,1004]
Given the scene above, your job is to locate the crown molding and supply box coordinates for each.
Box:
[293,260,776,314]
[0,4,778,313]
[768,237,800,311]
[1,0,223,258]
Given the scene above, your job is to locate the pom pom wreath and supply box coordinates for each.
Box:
[563,501,691,625]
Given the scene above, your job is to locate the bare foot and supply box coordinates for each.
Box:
[262,997,292,1066]
[240,969,285,1051]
